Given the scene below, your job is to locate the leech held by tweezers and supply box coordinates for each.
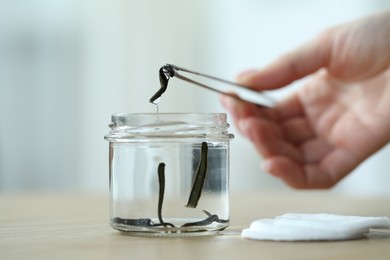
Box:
[186,142,208,208]
[149,64,275,107]
[149,66,175,104]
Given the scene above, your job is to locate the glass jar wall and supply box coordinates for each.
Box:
[104,113,234,237]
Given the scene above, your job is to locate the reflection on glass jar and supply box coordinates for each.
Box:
[104,113,234,237]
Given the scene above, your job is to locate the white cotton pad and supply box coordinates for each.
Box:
[241,213,390,241]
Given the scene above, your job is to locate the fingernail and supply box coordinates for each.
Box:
[236,69,259,83]
[262,160,272,172]
[219,95,235,111]
[237,119,253,141]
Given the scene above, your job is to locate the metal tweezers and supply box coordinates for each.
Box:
[149,64,275,108]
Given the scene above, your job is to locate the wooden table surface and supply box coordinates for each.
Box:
[1,191,389,260]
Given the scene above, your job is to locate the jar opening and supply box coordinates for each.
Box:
[104,113,234,141]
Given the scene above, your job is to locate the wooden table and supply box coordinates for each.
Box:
[1,191,389,260]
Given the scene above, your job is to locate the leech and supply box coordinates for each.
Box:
[150,63,275,107]
[149,65,175,104]
[113,163,176,229]
[112,217,154,227]
[112,209,228,228]
[114,145,226,230]
[181,210,228,227]
[157,163,175,227]
[112,217,171,227]
[186,142,208,208]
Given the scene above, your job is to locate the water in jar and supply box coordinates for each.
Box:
[109,140,230,236]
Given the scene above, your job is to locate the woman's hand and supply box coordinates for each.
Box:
[221,10,390,189]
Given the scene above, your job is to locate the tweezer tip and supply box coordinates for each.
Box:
[162,64,175,77]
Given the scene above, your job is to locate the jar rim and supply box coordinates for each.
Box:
[104,113,234,141]
[111,112,227,119]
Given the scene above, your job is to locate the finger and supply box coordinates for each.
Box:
[321,148,361,184]
[273,94,305,120]
[237,32,331,90]
[300,138,334,163]
[263,156,337,189]
[281,117,316,145]
[220,90,304,122]
[238,117,303,163]
[220,95,271,134]
[267,94,316,144]
[219,95,261,121]
[262,156,307,189]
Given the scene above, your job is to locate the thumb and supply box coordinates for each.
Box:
[237,31,331,91]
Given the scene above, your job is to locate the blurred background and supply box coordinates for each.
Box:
[0,0,389,196]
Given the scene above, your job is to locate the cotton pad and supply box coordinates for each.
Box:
[241,213,390,241]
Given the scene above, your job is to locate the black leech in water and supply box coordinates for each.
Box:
[181,210,228,227]
[112,163,175,228]
[112,217,154,227]
[186,142,208,208]
[149,65,175,104]
[112,154,227,229]
[157,163,175,227]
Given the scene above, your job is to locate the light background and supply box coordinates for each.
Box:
[0,0,389,196]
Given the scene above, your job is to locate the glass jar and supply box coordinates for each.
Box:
[104,113,234,237]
